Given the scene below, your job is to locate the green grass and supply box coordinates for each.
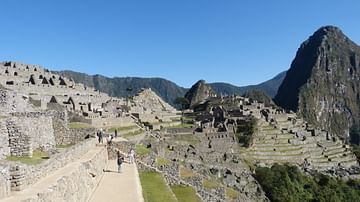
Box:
[107,125,137,132]
[156,157,171,166]
[180,166,196,179]
[122,129,144,139]
[6,150,49,165]
[170,185,202,202]
[225,187,240,199]
[202,179,221,190]
[68,122,93,129]
[56,143,75,149]
[135,144,151,157]
[172,134,200,144]
[139,171,177,202]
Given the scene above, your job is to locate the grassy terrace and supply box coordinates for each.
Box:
[135,144,151,157]
[107,125,138,132]
[155,157,171,166]
[122,129,144,139]
[202,179,221,190]
[171,134,200,144]
[170,185,202,202]
[68,122,93,129]
[6,150,49,165]
[225,187,240,200]
[139,171,177,202]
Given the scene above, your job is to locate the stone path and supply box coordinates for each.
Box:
[89,136,144,202]
[89,161,144,202]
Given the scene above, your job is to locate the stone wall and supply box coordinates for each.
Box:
[0,164,10,199]
[5,142,107,201]
[3,138,98,193]
[65,128,96,144]
[0,89,33,114]
[9,113,56,153]
[26,138,97,186]
[6,118,32,157]
[0,119,10,160]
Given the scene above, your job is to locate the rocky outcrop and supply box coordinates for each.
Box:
[185,80,216,108]
[274,25,360,139]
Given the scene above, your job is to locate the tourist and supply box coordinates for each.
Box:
[128,148,136,164]
[97,130,103,144]
[96,131,101,143]
[117,150,121,159]
[99,128,104,143]
[117,156,124,173]
[107,134,112,145]
[114,129,118,138]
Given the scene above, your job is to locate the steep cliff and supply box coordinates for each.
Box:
[274,26,360,139]
[185,80,216,108]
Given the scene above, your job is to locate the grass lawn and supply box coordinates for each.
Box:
[68,122,93,129]
[135,144,151,157]
[170,185,202,202]
[6,150,49,165]
[139,171,177,202]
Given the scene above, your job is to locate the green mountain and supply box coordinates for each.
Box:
[55,70,187,105]
[56,70,285,106]
[274,25,360,141]
[210,71,286,97]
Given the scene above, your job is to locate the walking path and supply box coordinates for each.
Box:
[89,136,144,202]
[89,161,144,202]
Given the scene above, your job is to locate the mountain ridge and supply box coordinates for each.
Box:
[55,70,286,105]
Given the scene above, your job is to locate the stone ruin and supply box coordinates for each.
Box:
[0,61,182,200]
[0,61,180,130]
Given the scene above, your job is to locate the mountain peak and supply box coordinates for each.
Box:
[274,25,360,138]
[315,25,342,35]
[185,80,215,108]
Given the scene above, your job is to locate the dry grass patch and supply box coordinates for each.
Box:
[202,179,221,190]
[225,187,240,199]
[180,166,196,178]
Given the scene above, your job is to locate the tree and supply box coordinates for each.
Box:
[174,97,189,111]
[174,97,189,124]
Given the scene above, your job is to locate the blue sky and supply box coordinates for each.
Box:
[0,0,359,87]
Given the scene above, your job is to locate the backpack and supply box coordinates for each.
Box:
[117,157,123,165]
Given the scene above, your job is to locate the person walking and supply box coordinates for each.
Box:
[99,128,104,143]
[114,129,118,138]
[117,156,124,173]
[129,148,136,164]
[97,130,101,144]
